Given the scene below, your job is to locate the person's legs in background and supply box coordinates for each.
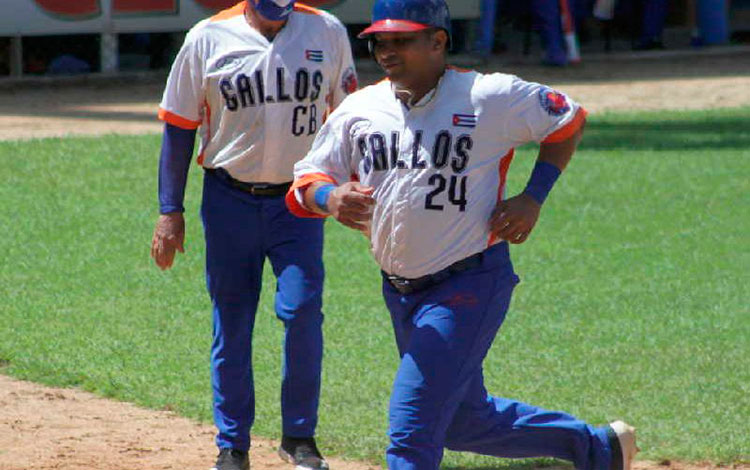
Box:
[573,0,595,42]
[532,0,569,65]
[634,0,668,49]
[475,0,500,57]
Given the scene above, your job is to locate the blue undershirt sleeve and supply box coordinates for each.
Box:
[158,123,197,214]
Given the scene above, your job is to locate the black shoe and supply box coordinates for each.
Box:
[212,448,249,470]
[278,436,329,470]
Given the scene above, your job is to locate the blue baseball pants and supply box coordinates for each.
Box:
[382,242,613,470]
[201,169,325,451]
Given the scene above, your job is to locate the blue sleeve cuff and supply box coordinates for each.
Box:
[158,123,197,214]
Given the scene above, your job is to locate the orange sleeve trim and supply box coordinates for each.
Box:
[542,107,588,144]
[210,1,245,22]
[158,108,201,130]
[294,3,324,15]
[285,172,337,218]
[447,65,473,74]
[487,149,516,248]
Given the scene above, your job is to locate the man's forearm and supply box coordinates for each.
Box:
[538,126,583,171]
[523,127,583,205]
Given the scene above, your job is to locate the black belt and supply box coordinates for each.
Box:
[207,168,291,197]
[383,251,484,295]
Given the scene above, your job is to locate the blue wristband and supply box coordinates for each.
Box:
[314,184,336,212]
[523,161,561,205]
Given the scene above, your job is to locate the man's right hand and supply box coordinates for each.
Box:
[327,182,375,233]
[151,212,185,270]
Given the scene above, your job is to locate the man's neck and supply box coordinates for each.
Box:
[393,66,446,106]
[245,4,286,40]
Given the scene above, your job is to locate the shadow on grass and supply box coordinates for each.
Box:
[581,111,750,151]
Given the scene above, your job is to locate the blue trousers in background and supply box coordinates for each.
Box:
[640,0,669,43]
[382,242,613,470]
[476,0,594,63]
[476,0,500,57]
[201,169,326,451]
[533,0,569,65]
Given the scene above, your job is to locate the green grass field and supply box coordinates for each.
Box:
[1,107,748,467]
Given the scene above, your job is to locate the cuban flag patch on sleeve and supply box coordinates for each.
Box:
[539,87,571,116]
[341,67,358,95]
[305,50,324,62]
[452,113,477,128]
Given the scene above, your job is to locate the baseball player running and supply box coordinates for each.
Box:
[285,1,638,470]
[150,1,356,470]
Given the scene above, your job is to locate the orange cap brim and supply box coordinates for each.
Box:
[357,19,431,38]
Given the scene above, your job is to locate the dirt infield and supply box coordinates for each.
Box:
[3,74,749,141]
[1,49,749,141]
[2,375,748,470]
[2,50,749,470]
[0,375,377,470]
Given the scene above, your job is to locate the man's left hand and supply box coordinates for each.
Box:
[489,193,541,245]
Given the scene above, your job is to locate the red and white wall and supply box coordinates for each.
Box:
[0,0,480,36]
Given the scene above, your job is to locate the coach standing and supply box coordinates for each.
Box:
[150,1,357,470]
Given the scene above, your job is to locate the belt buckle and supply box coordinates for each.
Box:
[249,184,269,195]
[387,275,413,295]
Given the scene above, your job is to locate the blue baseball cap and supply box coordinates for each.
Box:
[358,0,451,41]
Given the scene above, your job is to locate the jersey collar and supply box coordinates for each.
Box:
[392,70,447,110]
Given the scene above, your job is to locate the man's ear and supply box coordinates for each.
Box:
[433,30,449,53]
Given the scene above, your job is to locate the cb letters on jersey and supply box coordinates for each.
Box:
[219,65,325,137]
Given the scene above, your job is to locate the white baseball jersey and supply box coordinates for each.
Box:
[289,67,586,279]
[158,1,357,184]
